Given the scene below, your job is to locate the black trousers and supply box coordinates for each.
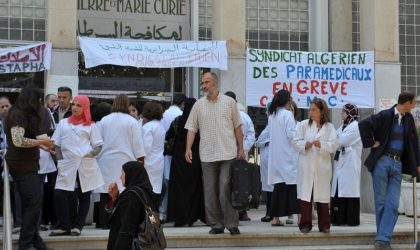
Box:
[13,171,44,250]
[54,187,91,231]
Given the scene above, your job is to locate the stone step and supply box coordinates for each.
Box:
[2,230,419,250]
[167,244,416,250]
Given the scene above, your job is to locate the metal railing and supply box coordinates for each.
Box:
[2,149,12,250]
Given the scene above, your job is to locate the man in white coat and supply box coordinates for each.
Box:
[160,93,186,223]
[225,91,255,221]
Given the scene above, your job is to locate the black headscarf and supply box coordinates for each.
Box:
[181,98,197,121]
[122,161,153,194]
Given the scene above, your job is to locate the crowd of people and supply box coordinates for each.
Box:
[0,72,418,250]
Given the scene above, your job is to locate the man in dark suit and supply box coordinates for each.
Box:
[359,92,420,250]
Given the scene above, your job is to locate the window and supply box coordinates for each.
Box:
[0,0,47,41]
[352,0,360,51]
[199,0,212,41]
[246,0,309,50]
[399,0,420,95]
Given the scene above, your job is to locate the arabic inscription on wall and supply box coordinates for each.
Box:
[77,0,190,40]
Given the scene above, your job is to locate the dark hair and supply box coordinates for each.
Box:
[142,101,163,121]
[57,86,72,95]
[224,91,237,101]
[7,87,42,135]
[129,101,143,114]
[112,94,130,114]
[94,102,112,121]
[398,91,415,104]
[268,90,291,115]
[173,93,186,106]
[309,98,330,126]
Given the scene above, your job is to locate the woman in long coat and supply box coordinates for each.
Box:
[167,98,205,227]
[107,161,155,250]
[267,90,300,226]
[330,103,362,226]
[292,98,337,233]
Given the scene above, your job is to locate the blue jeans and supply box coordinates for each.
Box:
[371,155,402,242]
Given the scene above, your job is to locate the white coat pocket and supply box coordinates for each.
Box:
[79,158,104,193]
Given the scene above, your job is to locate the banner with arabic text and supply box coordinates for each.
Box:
[79,37,228,70]
[246,49,375,108]
[0,42,52,74]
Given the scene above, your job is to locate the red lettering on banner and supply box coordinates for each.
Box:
[272,82,281,94]
[330,82,340,94]
[341,82,348,95]
[297,80,308,94]
[310,80,320,94]
[260,96,268,106]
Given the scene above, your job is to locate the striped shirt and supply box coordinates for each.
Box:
[185,93,243,162]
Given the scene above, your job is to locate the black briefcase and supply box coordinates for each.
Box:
[231,160,261,209]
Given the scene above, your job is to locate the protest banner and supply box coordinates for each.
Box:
[246,49,375,108]
[0,42,52,74]
[79,37,228,70]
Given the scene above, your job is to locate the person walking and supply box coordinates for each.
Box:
[359,92,420,249]
[4,87,54,250]
[292,98,337,234]
[185,72,244,235]
[330,103,362,226]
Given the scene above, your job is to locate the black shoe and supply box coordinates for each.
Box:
[228,227,240,235]
[239,212,251,221]
[261,215,272,222]
[49,229,71,236]
[319,228,330,233]
[209,228,224,234]
[174,223,187,227]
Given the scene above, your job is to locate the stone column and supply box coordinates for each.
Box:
[211,0,246,104]
[328,0,353,128]
[45,0,78,96]
[359,0,400,213]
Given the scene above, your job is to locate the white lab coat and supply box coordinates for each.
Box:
[96,113,145,193]
[292,119,338,203]
[52,119,104,192]
[256,125,273,192]
[38,150,56,175]
[143,120,166,194]
[239,111,255,155]
[267,108,299,185]
[331,121,362,198]
[162,105,183,180]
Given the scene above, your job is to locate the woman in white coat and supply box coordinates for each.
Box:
[142,101,166,210]
[256,117,273,222]
[292,98,337,234]
[267,90,300,226]
[50,95,104,236]
[95,94,146,227]
[330,103,362,226]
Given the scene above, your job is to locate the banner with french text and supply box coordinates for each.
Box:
[246,49,375,108]
[79,37,228,70]
[0,42,52,74]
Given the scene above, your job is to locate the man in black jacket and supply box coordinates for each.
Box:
[359,92,420,249]
[52,86,72,124]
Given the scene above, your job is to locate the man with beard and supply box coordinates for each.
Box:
[185,72,245,235]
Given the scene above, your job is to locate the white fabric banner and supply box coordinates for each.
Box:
[79,37,228,70]
[246,49,375,108]
[0,42,52,74]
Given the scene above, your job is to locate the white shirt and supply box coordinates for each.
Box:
[143,120,166,194]
[96,113,145,193]
[256,125,273,192]
[238,108,255,155]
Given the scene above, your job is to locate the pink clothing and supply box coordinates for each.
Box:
[67,95,94,126]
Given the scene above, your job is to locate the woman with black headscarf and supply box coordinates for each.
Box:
[330,103,363,226]
[107,161,155,250]
[166,98,205,227]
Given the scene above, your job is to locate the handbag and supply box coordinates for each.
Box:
[129,187,167,250]
[163,117,179,156]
